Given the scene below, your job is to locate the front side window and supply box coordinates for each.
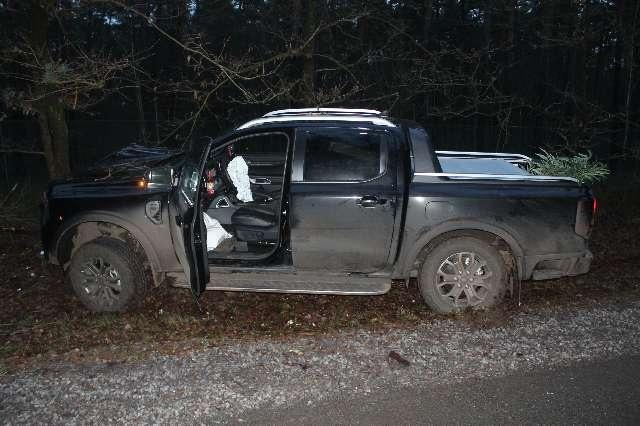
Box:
[303,128,386,182]
[179,165,199,205]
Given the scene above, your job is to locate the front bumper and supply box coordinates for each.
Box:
[523,250,593,281]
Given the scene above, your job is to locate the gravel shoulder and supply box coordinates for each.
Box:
[2,299,640,424]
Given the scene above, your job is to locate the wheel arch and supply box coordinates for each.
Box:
[52,211,164,286]
[401,220,525,280]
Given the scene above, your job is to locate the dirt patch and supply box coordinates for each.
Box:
[1,188,639,372]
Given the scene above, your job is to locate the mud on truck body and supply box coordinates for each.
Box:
[41,108,595,313]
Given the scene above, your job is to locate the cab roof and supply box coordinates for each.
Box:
[236,108,397,130]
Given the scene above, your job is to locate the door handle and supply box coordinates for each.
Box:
[357,196,382,208]
[250,177,271,185]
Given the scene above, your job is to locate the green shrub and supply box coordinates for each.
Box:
[527,150,609,185]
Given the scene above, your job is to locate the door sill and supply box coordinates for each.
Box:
[169,270,391,295]
[209,265,296,274]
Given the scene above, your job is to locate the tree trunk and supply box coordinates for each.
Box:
[135,83,147,143]
[36,113,57,179]
[37,103,71,178]
[611,1,624,162]
[30,0,71,178]
[302,0,317,100]
[292,0,316,102]
[292,0,302,34]
[622,0,639,154]
[131,4,147,144]
[423,0,433,44]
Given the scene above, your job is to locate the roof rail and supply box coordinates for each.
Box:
[263,108,383,117]
[237,114,396,130]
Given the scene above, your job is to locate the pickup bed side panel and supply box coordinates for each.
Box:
[394,179,592,280]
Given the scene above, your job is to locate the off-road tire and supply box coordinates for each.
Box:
[419,236,507,314]
[68,237,147,312]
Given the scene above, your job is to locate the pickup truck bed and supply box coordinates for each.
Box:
[438,155,530,177]
[398,129,592,283]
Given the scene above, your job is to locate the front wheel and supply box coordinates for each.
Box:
[68,238,147,312]
[418,237,507,314]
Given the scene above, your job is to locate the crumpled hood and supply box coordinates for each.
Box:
[67,144,182,180]
[49,144,184,197]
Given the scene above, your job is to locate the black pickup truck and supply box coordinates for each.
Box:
[41,108,595,314]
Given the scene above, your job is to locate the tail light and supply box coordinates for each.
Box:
[592,197,597,222]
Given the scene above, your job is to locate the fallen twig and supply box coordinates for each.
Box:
[388,350,411,367]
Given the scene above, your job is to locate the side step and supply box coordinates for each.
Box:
[170,271,391,295]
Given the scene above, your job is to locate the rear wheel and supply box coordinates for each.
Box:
[418,237,507,313]
[68,238,147,312]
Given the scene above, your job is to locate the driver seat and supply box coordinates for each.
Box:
[231,204,278,242]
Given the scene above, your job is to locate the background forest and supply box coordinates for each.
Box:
[0,0,638,182]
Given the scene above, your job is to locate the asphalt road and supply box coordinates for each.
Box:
[243,355,640,425]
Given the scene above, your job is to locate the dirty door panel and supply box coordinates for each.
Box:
[290,127,398,273]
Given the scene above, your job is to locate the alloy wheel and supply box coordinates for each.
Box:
[435,251,493,308]
[79,257,123,306]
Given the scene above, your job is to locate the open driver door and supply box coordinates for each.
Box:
[169,139,210,298]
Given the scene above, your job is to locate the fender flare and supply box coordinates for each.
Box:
[52,211,163,280]
[400,219,525,278]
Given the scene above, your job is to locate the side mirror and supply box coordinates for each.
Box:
[147,166,174,189]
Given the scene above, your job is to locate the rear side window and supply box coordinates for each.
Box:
[303,128,386,182]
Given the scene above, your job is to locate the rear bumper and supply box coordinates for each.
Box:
[523,250,593,281]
